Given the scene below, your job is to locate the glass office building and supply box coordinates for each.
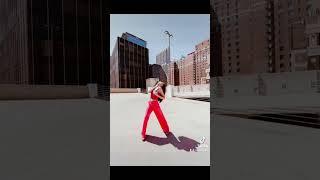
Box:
[110,33,149,88]
[0,0,108,85]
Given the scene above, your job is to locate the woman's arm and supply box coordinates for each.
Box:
[154,88,165,100]
[148,83,158,93]
[157,88,165,99]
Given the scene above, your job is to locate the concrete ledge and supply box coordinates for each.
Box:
[0,85,89,100]
[110,88,139,93]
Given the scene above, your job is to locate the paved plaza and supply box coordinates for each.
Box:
[0,99,108,180]
[110,93,210,166]
[213,93,320,179]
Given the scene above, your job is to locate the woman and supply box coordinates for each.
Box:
[141,81,170,141]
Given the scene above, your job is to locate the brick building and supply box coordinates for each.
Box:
[195,39,210,84]
[213,0,275,75]
[177,52,196,85]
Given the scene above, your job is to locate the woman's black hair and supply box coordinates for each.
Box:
[158,83,166,103]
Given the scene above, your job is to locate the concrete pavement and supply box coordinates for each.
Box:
[213,113,320,179]
[0,99,108,180]
[213,93,320,110]
[110,93,210,166]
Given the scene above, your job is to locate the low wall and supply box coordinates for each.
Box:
[212,70,320,98]
[172,84,210,97]
[0,85,89,100]
[110,88,140,93]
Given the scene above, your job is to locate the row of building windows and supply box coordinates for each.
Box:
[224,68,241,73]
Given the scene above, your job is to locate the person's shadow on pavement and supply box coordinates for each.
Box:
[145,132,200,152]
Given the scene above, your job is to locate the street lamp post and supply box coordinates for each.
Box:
[164,31,173,63]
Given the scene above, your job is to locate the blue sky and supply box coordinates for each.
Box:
[110,14,210,64]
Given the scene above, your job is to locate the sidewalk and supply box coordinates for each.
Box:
[110,93,210,166]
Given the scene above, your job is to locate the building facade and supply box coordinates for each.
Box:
[110,33,149,88]
[0,0,108,85]
[305,1,320,71]
[213,0,275,76]
[168,61,179,85]
[274,0,307,73]
[195,39,210,84]
[156,48,170,65]
[177,52,196,85]
[212,0,320,75]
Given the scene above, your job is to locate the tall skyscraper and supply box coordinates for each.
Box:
[168,61,179,85]
[110,33,149,88]
[156,48,170,65]
[0,0,108,85]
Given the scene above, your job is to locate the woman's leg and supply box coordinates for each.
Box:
[153,102,170,134]
[141,101,154,137]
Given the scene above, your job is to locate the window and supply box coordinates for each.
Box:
[236,55,239,59]
[229,62,231,66]
[236,62,240,66]
[235,41,239,46]
[228,43,231,47]
[280,46,284,51]
[228,56,231,60]
[280,55,284,59]
[280,63,284,68]
[237,68,240,72]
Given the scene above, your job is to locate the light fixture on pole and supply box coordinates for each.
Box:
[164,31,173,63]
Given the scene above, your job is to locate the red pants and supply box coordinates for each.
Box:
[141,100,170,136]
